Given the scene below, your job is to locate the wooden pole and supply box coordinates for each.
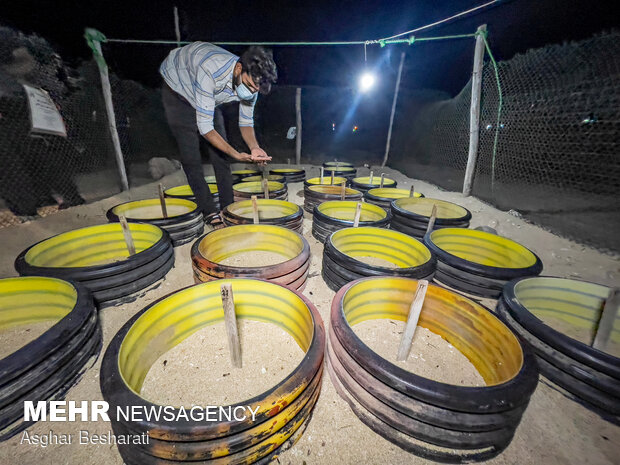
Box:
[380,173,385,188]
[90,36,129,191]
[330,171,335,185]
[173,6,181,47]
[251,195,259,224]
[409,185,416,197]
[118,215,136,255]
[353,202,362,227]
[320,167,324,184]
[295,87,302,164]
[462,24,487,197]
[158,183,168,218]
[381,51,406,168]
[369,171,374,185]
[397,280,429,361]
[340,181,347,201]
[592,288,620,352]
[262,179,269,199]
[221,283,242,368]
[426,205,438,236]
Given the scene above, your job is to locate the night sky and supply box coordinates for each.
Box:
[2,0,618,94]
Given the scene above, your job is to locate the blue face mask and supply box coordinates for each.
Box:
[236,82,257,101]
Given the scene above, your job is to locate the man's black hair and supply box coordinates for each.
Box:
[239,46,277,94]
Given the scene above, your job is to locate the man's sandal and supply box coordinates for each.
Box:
[204,212,225,230]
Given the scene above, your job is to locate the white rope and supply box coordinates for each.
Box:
[379,0,500,41]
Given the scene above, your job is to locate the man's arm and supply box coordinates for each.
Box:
[203,130,252,162]
[239,99,270,161]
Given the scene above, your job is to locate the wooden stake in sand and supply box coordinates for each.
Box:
[369,171,374,185]
[397,280,429,361]
[118,215,136,255]
[340,181,347,201]
[330,171,335,185]
[158,183,168,218]
[221,283,242,368]
[409,185,416,197]
[320,166,325,184]
[380,173,385,188]
[251,195,259,224]
[353,202,362,227]
[287,158,291,165]
[262,179,270,199]
[426,205,438,236]
[592,288,620,352]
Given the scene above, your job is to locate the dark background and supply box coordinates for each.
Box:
[2,0,619,94]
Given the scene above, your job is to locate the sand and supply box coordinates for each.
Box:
[536,316,620,359]
[353,320,485,386]
[0,320,57,359]
[354,256,399,269]
[1,164,619,465]
[218,250,289,267]
[141,320,304,407]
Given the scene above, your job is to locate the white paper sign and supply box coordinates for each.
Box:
[23,84,67,137]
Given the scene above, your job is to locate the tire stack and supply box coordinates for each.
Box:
[321,227,436,291]
[232,169,260,179]
[15,223,175,306]
[303,185,363,214]
[324,166,357,181]
[424,228,543,298]
[351,175,397,193]
[391,198,471,239]
[304,176,348,187]
[106,198,204,247]
[0,277,102,440]
[327,277,539,463]
[323,161,353,168]
[101,278,325,465]
[364,188,424,211]
[192,224,311,291]
[222,199,304,234]
[242,174,286,184]
[233,181,287,202]
[164,183,220,211]
[312,200,390,243]
[270,168,306,183]
[496,277,620,423]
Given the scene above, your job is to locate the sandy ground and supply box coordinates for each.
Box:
[0,164,619,465]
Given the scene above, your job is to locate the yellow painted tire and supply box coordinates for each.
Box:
[164,183,219,201]
[424,228,543,297]
[303,185,363,213]
[269,169,305,183]
[327,277,538,462]
[323,161,353,168]
[241,174,286,184]
[100,278,324,464]
[497,277,620,421]
[351,176,397,192]
[222,199,303,234]
[322,227,436,290]
[365,188,424,211]
[312,200,390,243]
[304,176,348,187]
[191,225,311,291]
[107,198,204,247]
[233,181,287,202]
[15,223,174,305]
[0,277,100,439]
[232,169,261,179]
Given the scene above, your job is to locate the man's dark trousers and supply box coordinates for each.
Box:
[162,83,235,215]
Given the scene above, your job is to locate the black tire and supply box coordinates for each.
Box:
[0,278,101,440]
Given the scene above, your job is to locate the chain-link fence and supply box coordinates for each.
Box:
[390,31,620,253]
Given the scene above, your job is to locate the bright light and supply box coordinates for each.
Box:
[353,126,358,132]
[359,72,376,92]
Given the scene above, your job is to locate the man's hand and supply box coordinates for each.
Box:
[250,147,272,163]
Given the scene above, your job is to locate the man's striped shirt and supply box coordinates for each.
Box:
[159,42,256,134]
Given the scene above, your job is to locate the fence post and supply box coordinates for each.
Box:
[173,6,181,47]
[295,87,302,164]
[381,51,406,168]
[85,28,129,191]
[462,24,487,197]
